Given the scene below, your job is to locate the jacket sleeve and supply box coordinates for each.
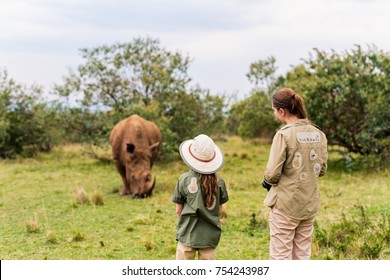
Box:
[319,146,328,177]
[319,133,328,177]
[264,131,287,185]
[319,162,327,177]
[218,178,229,204]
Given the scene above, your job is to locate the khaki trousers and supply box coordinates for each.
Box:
[176,242,216,260]
[269,207,316,260]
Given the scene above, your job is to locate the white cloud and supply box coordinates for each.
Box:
[1,0,390,97]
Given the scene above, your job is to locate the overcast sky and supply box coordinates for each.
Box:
[1,0,389,99]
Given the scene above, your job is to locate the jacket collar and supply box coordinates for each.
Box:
[280,118,310,130]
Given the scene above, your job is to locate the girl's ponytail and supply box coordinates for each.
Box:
[272,88,308,119]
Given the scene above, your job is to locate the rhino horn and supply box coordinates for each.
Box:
[132,175,155,199]
[145,175,156,197]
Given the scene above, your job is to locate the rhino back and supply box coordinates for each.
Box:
[110,115,161,162]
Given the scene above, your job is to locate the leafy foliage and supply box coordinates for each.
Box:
[314,205,390,259]
[0,70,61,158]
[246,56,279,96]
[229,92,279,138]
[56,37,191,109]
[228,56,280,138]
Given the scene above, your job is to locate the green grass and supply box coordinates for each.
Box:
[0,137,389,259]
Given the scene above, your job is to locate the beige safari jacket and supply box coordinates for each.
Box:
[263,119,328,220]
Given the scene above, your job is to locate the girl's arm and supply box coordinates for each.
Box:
[176,204,183,218]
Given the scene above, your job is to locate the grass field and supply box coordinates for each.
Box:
[0,136,389,260]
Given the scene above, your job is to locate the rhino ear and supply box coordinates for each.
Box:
[126,143,135,154]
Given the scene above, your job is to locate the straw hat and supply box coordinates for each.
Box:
[179,134,224,174]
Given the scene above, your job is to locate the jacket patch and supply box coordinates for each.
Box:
[297,132,320,143]
[188,177,198,193]
[313,163,321,175]
[299,172,308,181]
[292,152,303,169]
[309,149,318,161]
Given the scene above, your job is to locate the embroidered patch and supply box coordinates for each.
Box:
[309,149,318,161]
[313,163,321,175]
[297,132,320,143]
[300,172,308,181]
[292,152,303,169]
[207,195,217,210]
[188,177,198,193]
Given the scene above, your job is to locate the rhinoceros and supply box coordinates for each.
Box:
[109,114,161,198]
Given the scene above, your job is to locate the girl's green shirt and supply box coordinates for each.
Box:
[172,170,229,248]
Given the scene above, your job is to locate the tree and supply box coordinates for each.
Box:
[56,37,191,110]
[0,69,61,158]
[284,45,390,159]
[228,56,280,138]
[247,56,278,96]
[229,91,279,138]
[55,37,226,158]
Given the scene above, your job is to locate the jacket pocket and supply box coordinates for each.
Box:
[263,186,277,208]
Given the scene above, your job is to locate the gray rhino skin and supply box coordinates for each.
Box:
[109,114,161,198]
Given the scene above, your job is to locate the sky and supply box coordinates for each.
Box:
[1,0,390,99]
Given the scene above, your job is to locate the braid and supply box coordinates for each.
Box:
[199,174,218,208]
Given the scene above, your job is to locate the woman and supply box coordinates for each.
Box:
[262,88,328,260]
[172,134,229,260]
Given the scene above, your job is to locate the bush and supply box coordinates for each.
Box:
[0,69,62,158]
[228,56,281,139]
[228,91,279,138]
[314,205,389,259]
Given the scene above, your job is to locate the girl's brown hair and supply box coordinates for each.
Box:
[272,88,308,119]
[199,173,218,209]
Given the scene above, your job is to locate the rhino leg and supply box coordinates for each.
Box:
[114,160,131,196]
[120,186,132,196]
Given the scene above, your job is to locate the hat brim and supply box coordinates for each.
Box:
[179,139,224,174]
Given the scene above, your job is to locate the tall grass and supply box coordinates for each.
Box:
[0,138,389,259]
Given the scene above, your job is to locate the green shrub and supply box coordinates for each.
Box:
[70,229,85,242]
[0,70,62,158]
[314,205,389,259]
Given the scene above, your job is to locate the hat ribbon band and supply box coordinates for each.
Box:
[188,144,216,163]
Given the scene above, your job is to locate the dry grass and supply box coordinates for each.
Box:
[75,188,90,205]
[92,190,104,206]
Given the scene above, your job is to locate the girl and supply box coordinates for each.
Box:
[262,88,328,260]
[172,134,229,260]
